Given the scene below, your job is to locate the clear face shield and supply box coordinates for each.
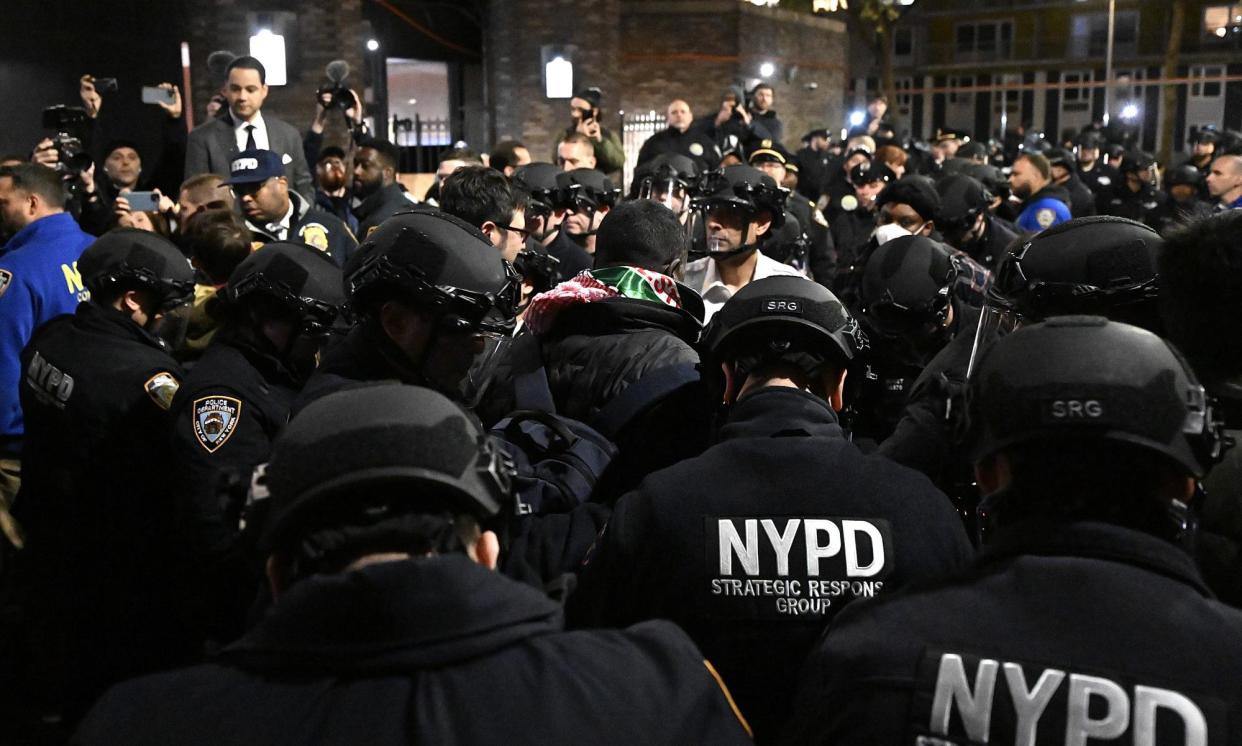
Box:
[638,176,689,218]
[427,264,521,409]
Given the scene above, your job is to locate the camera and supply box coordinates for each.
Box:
[92,77,118,93]
[41,105,94,176]
[317,83,353,111]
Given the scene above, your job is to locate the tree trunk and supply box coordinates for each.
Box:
[1159,0,1187,166]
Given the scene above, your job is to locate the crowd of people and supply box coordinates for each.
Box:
[1,52,1242,744]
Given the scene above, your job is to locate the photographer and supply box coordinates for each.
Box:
[690,86,754,159]
[304,84,364,174]
[555,88,624,175]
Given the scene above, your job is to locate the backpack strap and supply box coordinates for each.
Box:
[510,331,557,413]
[590,364,700,439]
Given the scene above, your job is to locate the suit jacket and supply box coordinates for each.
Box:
[185,113,313,202]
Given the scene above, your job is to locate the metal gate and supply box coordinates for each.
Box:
[620,110,667,192]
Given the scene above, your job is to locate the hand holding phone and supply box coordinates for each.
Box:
[141,86,177,106]
[125,191,160,212]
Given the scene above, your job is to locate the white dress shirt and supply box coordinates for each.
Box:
[684,250,806,321]
[233,110,270,152]
[265,200,296,241]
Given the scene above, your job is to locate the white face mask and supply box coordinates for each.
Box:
[873,222,911,245]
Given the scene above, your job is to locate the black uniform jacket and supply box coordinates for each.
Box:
[784,521,1242,745]
[569,386,973,742]
[353,182,413,240]
[73,556,754,746]
[14,302,191,713]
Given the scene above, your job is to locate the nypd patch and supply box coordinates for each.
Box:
[0,269,11,299]
[193,396,242,453]
[1035,208,1057,229]
[144,371,180,411]
[298,223,330,251]
[840,194,859,212]
[689,142,705,157]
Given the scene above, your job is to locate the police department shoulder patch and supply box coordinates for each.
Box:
[144,371,180,410]
[298,223,330,251]
[689,142,705,157]
[840,195,859,212]
[192,396,242,453]
[0,269,12,299]
[1035,208,1056,229]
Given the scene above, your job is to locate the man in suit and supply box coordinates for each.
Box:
[185,56,313,202]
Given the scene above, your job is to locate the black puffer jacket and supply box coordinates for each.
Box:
[540,297,711,499]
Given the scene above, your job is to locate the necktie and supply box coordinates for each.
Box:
[244,124,256,152]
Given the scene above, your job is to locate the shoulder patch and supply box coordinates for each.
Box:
[1097,175,1111,186]
[840,194,859,212]
[192,396,242,453]
[0,268,10,299]
[298,222,330,251]
[1035,207,1057,228]
[144,372,180,410]
[689,142,705,157]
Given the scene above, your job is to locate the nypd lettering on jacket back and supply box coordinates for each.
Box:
[704,516,893,619]
[911,650,1221,745]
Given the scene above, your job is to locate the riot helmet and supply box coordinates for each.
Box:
[964,316,1229,540]
[936,173,993,251]
[259,383,516,574]
[704,276,867,403]
[78,228,196,348]
[511,162,562,242]
[346,208,520,406]
[224,241,346,381]
[633,153,699,217]
[690,165,787,260]
[967,215,1162,377]
[859,235,964,366]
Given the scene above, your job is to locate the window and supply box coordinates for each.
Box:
[1204,5,1242,38]
[1071,12,1138,57]
[948,75,974,104]
[1191,65,1225,98]
[1062,70,1091,112]
[955,21,1012,61]
[894,27,914,58]
[894,78,914,110]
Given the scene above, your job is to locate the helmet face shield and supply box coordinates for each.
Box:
[966,302,1022,380]
[426,323,512,409]
[639,176,689,216]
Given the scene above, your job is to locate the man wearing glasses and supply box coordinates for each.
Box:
[440,165,529,263]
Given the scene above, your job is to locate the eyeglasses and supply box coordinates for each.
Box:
[494,222,532,241]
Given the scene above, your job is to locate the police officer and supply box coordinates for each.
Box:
[300,208,519,409]
[511,162,581,287]
[1156,162,1214,235]
[1185,126,1221,198]
[548,168,619,274]
[167,242,345,638]
[829,160,892,278]
[1010,152,1072,232]
[794,128,833,202]
[225,148,358,267]
[630,152,700,221]
[74,384,754,745]
[1046,147,1097,217]
[1100,150,1168,230]
[1074,131,1118,202]
[635,99,721,170]
[848,236,980,445]
[822,145,876,222]
[569,277,972,743]
[880,216,1163,499]
[748,140,836,286]
[13,229,195,725]
[936,173,1018,269]
[785,317,1240,745]
[682,165,805,321]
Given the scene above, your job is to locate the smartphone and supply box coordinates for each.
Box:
[141,86,176,106]
[93,77,118,93]
[126,191,160,212]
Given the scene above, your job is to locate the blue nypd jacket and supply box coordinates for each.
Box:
[0,212,94,453]
[1016,186,1073,233]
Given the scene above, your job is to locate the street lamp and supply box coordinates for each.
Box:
[366,38,380,52]
[759,61,776,79]
[848,110,865,127]
[249,28,287,86]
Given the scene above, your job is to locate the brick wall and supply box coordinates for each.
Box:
[486,0,846,165]
[183,0,365,151]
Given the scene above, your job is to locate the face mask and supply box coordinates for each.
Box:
[873,222,911,245]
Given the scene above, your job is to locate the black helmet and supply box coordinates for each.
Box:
[704,276,867,376]
[859,235,959,339]
[346,208,519,332]
[936,173,993,236]
[849,161,894,187]
[964,316,1227,479]
[762,212,810,266]
[259,384,515,556]
[1045,147,1074,171]
[78,228,195,312]
[1164,163,1205,188]
[1189,126,1221,146]
[225,241,345,336]
[693,165,787,229]
[969,215,1162,377]
[554,168,620,214]
[1073,131,1104,152]
[1119,150,1157,174]
[511,162,561,216]
[632,154,699,214]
